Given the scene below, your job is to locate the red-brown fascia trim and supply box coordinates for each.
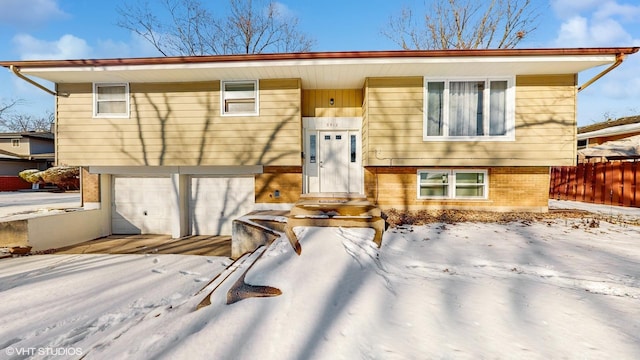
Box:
[1,47,638,69]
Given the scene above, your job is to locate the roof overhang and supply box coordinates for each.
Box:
[1,48,638,89]
[578,122,640,140]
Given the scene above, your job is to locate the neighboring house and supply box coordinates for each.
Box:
[1,47,637,237]
[577,115,640,147]
[577,115,640,162]
[0,132,55,191]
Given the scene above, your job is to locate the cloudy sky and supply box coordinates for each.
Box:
[0,0,639,126]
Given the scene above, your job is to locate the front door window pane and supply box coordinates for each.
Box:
[309,134,316,163]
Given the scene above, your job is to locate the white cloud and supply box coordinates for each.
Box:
[271,1,295,19]
[550,0,601,18]
[553,16,633,47]
[0,0,68,28]
[551,1,640,124]
[553,1,640,47]
[11,31,163,62]
[594,2,640,21]
[13,34,92,60]
[93,33,164,59]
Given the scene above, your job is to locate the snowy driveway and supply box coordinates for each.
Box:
[0,191,81,221]
[0,217,639,359]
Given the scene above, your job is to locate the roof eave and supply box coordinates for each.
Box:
[1,47,638,69]
[578,123,640,140]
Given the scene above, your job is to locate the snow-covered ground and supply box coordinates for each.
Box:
[1,216,639,359]
[0,191,81,221]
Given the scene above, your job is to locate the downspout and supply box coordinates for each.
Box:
[9,65,59,96]
[577,53,625,92]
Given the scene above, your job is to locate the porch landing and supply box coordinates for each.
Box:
[232,194,385,259]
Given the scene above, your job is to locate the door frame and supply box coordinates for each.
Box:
[302,117,363,194]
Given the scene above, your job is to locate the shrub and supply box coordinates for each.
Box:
[18,167,80,190]
[18,169,43,184]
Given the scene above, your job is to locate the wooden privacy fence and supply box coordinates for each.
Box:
[549,160,640,207]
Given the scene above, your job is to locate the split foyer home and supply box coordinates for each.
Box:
[1,47,637,238]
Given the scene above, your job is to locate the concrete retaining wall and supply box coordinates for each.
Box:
[1,208,110,251]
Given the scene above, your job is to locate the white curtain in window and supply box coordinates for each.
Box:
[489,81,507,135]
[427,82,444,136]
[449,82,482,136]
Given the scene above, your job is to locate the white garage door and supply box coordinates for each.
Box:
[112,176,173,234]
[190,176,255,236]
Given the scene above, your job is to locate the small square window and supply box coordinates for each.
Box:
[418,171,449,198]
[11,139,20,147]
[454,171,487,198]
[418,169,488,199]
[221,80,258,116]
[93,83,129,118]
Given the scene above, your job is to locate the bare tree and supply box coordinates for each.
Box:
[0,111,53,132]
[0,99,21,122]
[117,0,314,56]
[382,0,540,50]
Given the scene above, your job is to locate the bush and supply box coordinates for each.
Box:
[18,167,80,190]
[18,169,43,184]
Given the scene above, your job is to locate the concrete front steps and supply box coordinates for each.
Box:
[231,194,385,259]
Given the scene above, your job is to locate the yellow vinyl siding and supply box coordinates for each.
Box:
[302,89,363,117]
[56,79,302,166]
[363,75,577,167]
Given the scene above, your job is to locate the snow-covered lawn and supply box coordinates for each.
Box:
[1,218,639,359]
[0,191,81,221]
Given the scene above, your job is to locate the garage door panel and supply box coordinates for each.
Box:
[112,176,173,235]
[190,176,255,236]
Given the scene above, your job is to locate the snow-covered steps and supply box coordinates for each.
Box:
[231,210,288,259]
[286,195,385,251]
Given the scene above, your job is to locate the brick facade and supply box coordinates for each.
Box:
[365,166,550,212]
[255,166,302,204]
[81,167,100,203]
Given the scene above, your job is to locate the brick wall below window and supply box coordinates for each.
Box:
[365,166,550,212]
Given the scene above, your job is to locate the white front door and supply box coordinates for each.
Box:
[319,131,349,192]
[303,117,363,194]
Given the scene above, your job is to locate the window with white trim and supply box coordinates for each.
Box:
[221,80,258,115]
[424,77,514,141]
[417,170,488,199]
[93,83,129,118]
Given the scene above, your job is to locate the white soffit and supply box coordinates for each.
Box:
[20,55,615,89]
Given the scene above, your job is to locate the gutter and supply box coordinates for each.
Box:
[9,65,61,96]
[1,47,638,69]
[577,53,625,92]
